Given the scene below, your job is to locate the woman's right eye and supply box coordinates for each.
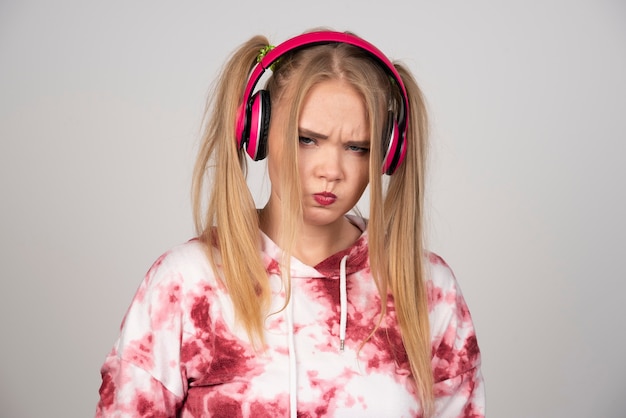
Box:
[298,136,315,145]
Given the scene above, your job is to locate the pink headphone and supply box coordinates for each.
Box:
[235,31,409,175]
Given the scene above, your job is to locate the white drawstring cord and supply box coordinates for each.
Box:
[287,255,348,417]
[286,278,297,418]
[339,255,348,351]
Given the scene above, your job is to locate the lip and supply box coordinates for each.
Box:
[313,192,337,206]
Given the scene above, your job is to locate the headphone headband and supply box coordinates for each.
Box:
[237,30,410,174]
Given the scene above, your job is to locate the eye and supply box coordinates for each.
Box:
[298,136,316,146]
[346,144,370,154]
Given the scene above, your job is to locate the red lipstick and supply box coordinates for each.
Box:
[313,192,337,206]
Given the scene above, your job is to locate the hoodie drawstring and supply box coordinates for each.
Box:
[286,254,349,417]
[339,255,348,351]
[286,277,297,418]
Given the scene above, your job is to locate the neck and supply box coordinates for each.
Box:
[259,205,361,266]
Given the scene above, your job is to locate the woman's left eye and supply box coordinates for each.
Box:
[347,144,370,153]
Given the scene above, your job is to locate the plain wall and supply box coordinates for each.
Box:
[1,1,625,417]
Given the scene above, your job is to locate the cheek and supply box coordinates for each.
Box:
[362,171,370,188]
[297,152,314,184]
[348,161,370,201]
[358,175,370,196]
[356,160,370,187]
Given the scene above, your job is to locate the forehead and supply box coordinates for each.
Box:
[298,79,368,137]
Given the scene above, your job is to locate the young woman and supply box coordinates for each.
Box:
[96,29,485,417]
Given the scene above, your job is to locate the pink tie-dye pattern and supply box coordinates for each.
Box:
[96,222,485,417]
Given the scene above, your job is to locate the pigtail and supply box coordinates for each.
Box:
[384,63,434,416]
[192,35,272,348]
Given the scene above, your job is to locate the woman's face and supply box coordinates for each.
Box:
[267,79,370,230]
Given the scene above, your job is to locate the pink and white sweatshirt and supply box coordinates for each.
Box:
[96,218,485,417]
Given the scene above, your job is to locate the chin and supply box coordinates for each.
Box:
[303,210,345,228]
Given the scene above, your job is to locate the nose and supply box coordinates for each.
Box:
[315,147,343,182]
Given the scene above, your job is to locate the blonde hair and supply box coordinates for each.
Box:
[192,31,434,415]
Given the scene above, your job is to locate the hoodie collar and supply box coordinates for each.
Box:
[260,215,369,279]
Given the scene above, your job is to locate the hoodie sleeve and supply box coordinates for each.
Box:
[427,253,486,418]
[96,251,187,418]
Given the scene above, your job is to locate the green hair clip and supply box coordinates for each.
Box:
[257,45,281,71]
[257,45,274,62]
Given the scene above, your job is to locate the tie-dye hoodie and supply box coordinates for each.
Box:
[96,217,485,417]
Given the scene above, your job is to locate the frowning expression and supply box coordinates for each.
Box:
[267,79,370,230]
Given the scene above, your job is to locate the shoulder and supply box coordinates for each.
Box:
[424,252,457,290]
[141,238,218,291]
[120,238,221,327]
[149,238,211,269]
[423,251,469,315]
[424,251,479,351]
[424,252,483,397]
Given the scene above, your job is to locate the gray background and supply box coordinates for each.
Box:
[1,1,625,417]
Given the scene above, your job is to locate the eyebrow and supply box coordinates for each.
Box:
[299,128,328,140]
[298,128,370,146]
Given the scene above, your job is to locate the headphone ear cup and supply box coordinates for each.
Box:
[246,90,271,160]
[382,114,402,175]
